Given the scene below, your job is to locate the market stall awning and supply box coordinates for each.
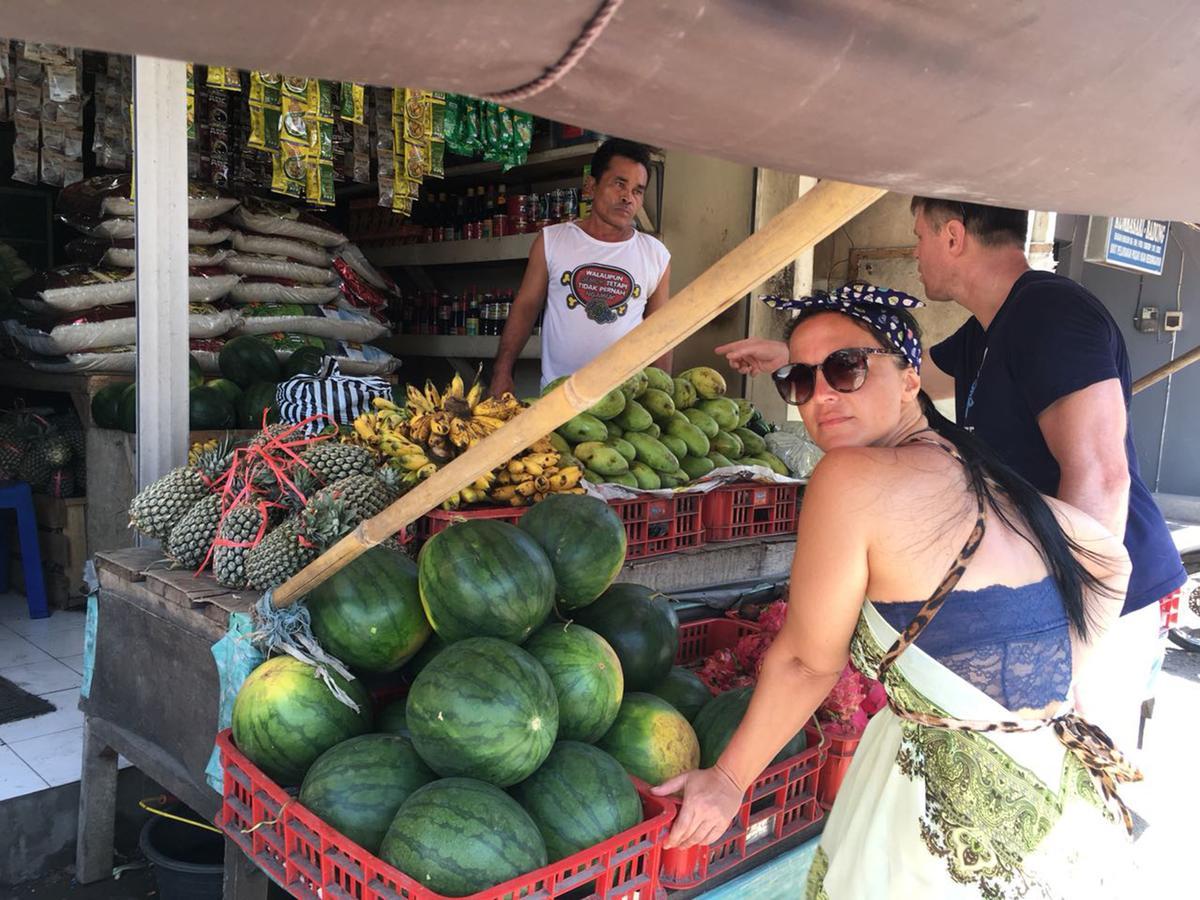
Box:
[7,0,1200,218]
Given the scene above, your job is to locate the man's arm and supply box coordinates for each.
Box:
[645,263,672,372]
[490,233,549,396]
[919,355,955,401]
[1037,378,1131,538]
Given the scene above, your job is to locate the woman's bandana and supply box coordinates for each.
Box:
[761,282,925,372]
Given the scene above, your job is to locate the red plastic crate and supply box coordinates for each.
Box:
[1160,588,1181,636]
[815,730,863,809]
[217,729,676,900]
[614,493,705,560]
[658,723,825,889]
[415,506,525,542]
[701,482,800,542]
[675,617,763,665]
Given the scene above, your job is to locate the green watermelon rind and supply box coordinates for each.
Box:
[517,494,627,610]
[595,692,700,786]
[571,583,679,691]
[380,777,547,898]
[231,655,372,785]
[307,547,431,673]
[405,637,559,787]
[417,520,555,645]
[650,666,714,722]
[297,733,435,853]
[510,741,642,862]
[523,623,624,743]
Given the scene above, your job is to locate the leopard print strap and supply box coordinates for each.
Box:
[876,435,1142,833]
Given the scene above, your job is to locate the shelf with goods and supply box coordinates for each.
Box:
[364,231,538,267]
[376,333,541,360]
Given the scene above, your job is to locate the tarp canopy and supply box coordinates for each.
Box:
[7,0,1198,218]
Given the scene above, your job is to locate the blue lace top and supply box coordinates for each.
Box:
[875,577,1073,711]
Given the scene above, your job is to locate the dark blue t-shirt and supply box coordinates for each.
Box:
[931,270,1184,615]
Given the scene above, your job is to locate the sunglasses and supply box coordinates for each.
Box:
[771,347,905,406]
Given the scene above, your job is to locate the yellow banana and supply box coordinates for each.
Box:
[533,475,550,493]
[508,459,526,476]
[424,380,442,410]
[547,467,583,490]
[515,479,539,497]
[522,452,559,469]
[446,372,465,402]
[397,452,433,471]
[442,492,462,511]
[449,418,473,449]
[472,473,495,491]
[353,416,379,442]
[523,460,544,477]
[429,413,451,437]
[406,384,433,414]
[471,414,508,431]
[508,495,529,507]
[529,437,555,454]
[416,463,438,479]
[372,397,401,412]
[465,379,484,410]
[490,484,520,501]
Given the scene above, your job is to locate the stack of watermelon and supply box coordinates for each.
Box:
[229,492,703,897]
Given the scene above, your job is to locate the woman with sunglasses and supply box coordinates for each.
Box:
[651,284,1137,898]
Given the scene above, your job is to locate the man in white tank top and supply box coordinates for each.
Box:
[490,139,672,394]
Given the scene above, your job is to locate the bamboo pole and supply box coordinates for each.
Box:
[1132,342,1200,394]
[271,180,886,607]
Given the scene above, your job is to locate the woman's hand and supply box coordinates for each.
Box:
[714,338,790,376]
[651,765,746,849]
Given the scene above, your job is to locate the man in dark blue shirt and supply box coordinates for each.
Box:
[912,197,1185,749]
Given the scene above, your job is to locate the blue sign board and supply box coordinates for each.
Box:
[1102,218,1170,275]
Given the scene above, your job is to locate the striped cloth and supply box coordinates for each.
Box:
[276,358,392,435]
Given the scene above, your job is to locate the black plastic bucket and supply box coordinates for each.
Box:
[139,811,223,900]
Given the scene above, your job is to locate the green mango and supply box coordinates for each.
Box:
[620,371,649,399]
[682,408,719,438]
[547,432,572,454]
[629,462,662,490]
[679,366,727,400]
[711,429,745,459]
[658,470,688,489]
[541,375,569,396]
[614,399,654,432]
[665,417,710,457]
[587,387,627,421]
[734,427,766,456]
[758,450,791,477]
[640,388,677,422]
[584,467,605,484]
[679,454,716,480]
[644,423,661,439]
[558,412,608,444]
[660,435,689,460]
[575,442,630,476]
[558,453,582,471]
[697,397,740,431]
[605,420,624,440]
[707,452,734,469]
[606,437,637,463]
[671,377,698,411]
[605,472,640,488]
[643,366,675,394]
[734,398,755,428]
[625,432,680,473]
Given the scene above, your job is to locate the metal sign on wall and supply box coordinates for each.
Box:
[1084,216,1171,275]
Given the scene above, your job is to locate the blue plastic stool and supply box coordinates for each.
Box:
[0,481,50,619]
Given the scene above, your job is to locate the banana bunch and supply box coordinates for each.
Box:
[487,439,585,508]
[188,438,220,467]
[350,398,438,483]
[405,372,525,461]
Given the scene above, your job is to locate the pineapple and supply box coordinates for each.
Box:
[166,494,224,569]
[301,469,401,549]
[296,442,376,484]
[244,515,318,590]
[128,443,230,540]
[17,447,53,489]
[247,423,294,449]
[213,502,279,588]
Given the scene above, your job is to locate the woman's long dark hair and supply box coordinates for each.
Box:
[789,307,1112,638]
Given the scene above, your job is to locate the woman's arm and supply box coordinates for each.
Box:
[653,450,875,849]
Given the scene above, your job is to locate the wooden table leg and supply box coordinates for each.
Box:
[223,837,270,900]
[75,717,119,884]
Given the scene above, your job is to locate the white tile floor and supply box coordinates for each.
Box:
[0,592,88,800]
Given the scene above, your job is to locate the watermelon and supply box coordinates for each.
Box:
[220,334,282,387]
[406,637,558,786]
[91,381,132,429]
[403,632,446,682]
[298,734,435,853]
[650,667,714,722]
[380,778,547,898]
[231,655,372,785]
[206,377,244,408]
[518,494,626,610]
[692,686,808,770]
[596,693,700,785]
[510,741,641,861]
[377,699,409,737]
[240,381,280,429]
[307,547,431,673]
[189,386,237,429]
[188,354,204,389]
[571,583,679,690]
[523,623,623,742]
[283,345,326,377]
[417,520,555,644]
[117,383,137,433]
